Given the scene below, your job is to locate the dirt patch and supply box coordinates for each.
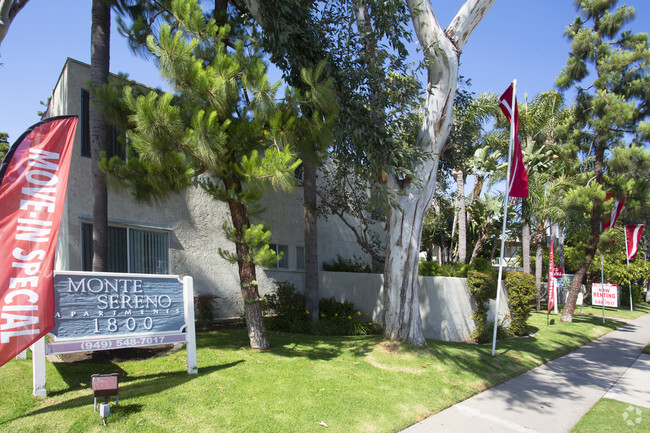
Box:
[48,344,183,364]
[379,341,401,353]
[365,354,425,374]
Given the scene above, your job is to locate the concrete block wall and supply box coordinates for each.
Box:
[317,271,510,342]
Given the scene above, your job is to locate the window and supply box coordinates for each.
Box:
[82,222,169,274]
[270,244,289,269]
[296,246,305,270]
[80,88,125,160]
[294,163,304,181]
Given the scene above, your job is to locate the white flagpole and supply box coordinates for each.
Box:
[600,253,606,323]
[625,228,633,312]
[492,79,517,357]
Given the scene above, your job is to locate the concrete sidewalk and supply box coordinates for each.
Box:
[401,313,650,433]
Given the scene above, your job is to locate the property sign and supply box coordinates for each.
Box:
[51,273,185,340]
[30,271,197,397]
[591,283,619,308]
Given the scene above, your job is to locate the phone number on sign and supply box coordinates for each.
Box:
[80,336,169,351]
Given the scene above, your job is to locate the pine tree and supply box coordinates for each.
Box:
[98,0,336,349]
[555,0,650,322]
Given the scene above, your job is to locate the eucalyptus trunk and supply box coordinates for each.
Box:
[534,224,546,311]
[303,159,319,322]
[453,169,466,263]
[90,0,110,272]
[0,0,29,51]
[382,0,495,346]
[558,225,565,270]
[224,179,269,349]
[522,199,531,274]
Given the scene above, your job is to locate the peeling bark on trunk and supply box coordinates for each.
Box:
[0,0,29,51]
[224,178,269,349]
[383,178,433,346]
[534,224,546,311]
[382,0,495,345]
[469,228,490,265]
[522,199,531,274]
[90,0,110,272]
[453,169,466,263]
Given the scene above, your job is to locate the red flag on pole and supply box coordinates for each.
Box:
[602,192,626,230]
[0,116,78,368]
[547,243,555,313]
[625,224,644,260]
[499,83,529,199]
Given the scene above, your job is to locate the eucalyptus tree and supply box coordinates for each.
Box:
[263,1,497,345]
[555,0,649,322]
[378,0,496,345]
[99,0,336,349]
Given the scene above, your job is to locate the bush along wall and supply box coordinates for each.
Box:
[322,254,372,273]
[505,271,536,336]
[194,293,220,329]
[467,270,498,343]
[263,281,374,336]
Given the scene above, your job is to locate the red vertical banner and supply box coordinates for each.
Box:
[547,243,555,313]
[602,192,626,231]
[498,83,529,199]
[625,224,644,260]
[0,116,78,367]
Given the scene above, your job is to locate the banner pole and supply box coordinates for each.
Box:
[492,79,517,357]
[600,253,606,324]
[625,228,633,312]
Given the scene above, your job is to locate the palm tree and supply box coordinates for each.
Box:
[443,92,495,264]
[517,91,566,275]
[90,0,111,272]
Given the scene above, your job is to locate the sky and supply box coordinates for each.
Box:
[1,0,649,146]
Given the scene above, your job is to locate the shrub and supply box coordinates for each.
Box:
[419,259,441,276]
[323,254,372,273]
[467,270,498,343]
[620,284,645,306]
[471,257,493,273]
[263,281,373,335]
[194,293,219,328]
[263,281,306,332]
[418,259,492,277]
[505,271,536,336]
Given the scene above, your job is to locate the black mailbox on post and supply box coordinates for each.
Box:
[91,373,119,411]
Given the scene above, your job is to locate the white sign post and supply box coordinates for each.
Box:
[32,271,197,396]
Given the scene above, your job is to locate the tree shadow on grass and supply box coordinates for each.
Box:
[266,333,379,361]
[0,361,243,426]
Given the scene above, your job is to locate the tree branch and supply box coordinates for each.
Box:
[446,0,496,52]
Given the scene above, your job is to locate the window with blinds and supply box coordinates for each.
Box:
[82,223,169,274]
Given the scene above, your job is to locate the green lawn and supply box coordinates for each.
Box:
[571,399,650,433]
[0,312,628,433]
